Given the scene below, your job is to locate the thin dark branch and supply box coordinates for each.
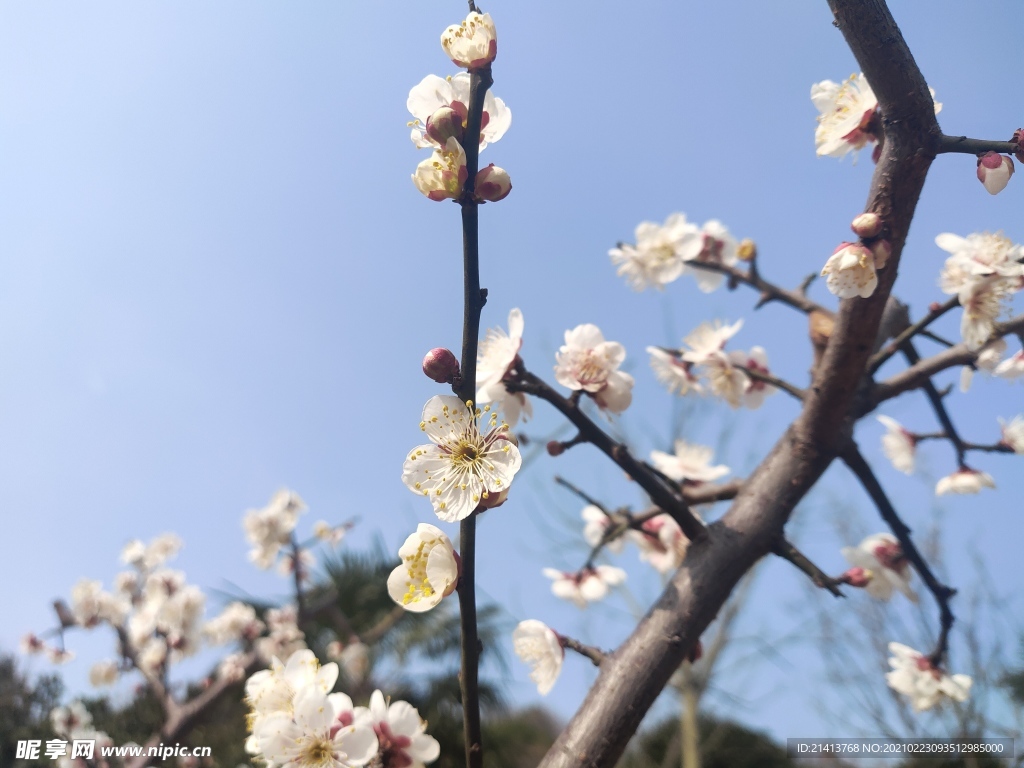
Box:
[902,341,968,466]
[506,368,706,543]
[937,134,1020,156]
[840,443,957,666]
[867,296,959,374]
[554,475,612,516]
[452,65,493,768]
[735,363,806,401]
[561,635,606,667]
[771,538,844,597]
[685,261,831,317]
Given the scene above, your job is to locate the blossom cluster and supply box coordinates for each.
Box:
[408,13,510,203]
[245,649,439,768]
[647,319,776,408]
[609,213,743,293]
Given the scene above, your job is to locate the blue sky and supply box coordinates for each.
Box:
[1,0,1022,748]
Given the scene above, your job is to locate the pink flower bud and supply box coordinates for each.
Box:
[425,105,466,146]
[478,488,509,510]
[474,164,512,202]
[851,212,882,239]
[422,348,460,384]
[976,152,1014,195]
[546,440,565,457]
[839,567,873,588]
[687,640,703,663]
[870,239,892,269]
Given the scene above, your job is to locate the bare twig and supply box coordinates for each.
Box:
[554,475,613,516]
[771,538,845,597]
[937,134,1020,156]
[560,635,606,667]
[867,296,959,374]
[685,260,831,317]
[735,363,806,401]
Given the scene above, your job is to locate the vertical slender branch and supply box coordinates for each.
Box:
[453,65,493,768]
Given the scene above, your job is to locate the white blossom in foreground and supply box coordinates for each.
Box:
[476,308,531,427]
[649,440,729,485]
[821,242,879,299]
[513,620,563,696]
[812,73,940,159]
[680,319,744,364]
[412,138,468,201]
[441,12,497,70]
[999,416,1024,453]
[681,220,740,293]
[841,533,916,602]
[542,565,626,608]
[406,73,510,150]
[244,489,307,569]
[886,643,971,712]
[402,396,522,522]
[257,688,379,768]
[994,349,1024,380]
[877,415,916,474]
[647,347,701,396]
[355,690,440,768]
[581,505,625,553]
[960,338,1007,391]
[732,347,776,409]
[977,152,1015,195]
[387,524,460,613]
[609,213,702,291]
[935,468,995,496]
[702,351,749,408]
[554,324,634,413]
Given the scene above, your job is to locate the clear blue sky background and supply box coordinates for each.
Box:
[1,0,1021,748]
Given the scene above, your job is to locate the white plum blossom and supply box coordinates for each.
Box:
[554,324,635,414]
[542,565,626,608]
[244,489,307,569]
[476,308,531,427]
[314,520,348,547]
[680,319,744,364]
[936,468,996,496]
[886,643,971,712]
[355,690,440,768]
[649,440,729,485]
[647,347,701,396]
[257,688,379,768]
[70,579,128,628]
[702,351,750,408]
[999,416,1024,453]
[977,152,1015,195]
[441,12,497,70]
[402,396,522,522]
[387,524,460,613]
[609,213,702,291]
[406,73,510,151]
[812,73,940,159]
[731,346,776,408]
[412,137,468,202]
[89,660,119,687]
[960,338,1007,391]
[821,242,879,299]
[512,620,563,696]
[581,505,625,553]
[841,533,916,602]
[50,700,114,768]
[877,415,916,474]
[204,601,265,646]
[256,605,307,663]
[994,349,1024,380]
[681,220,740,293]
[629,514,688,574]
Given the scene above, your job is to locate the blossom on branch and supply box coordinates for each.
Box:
[407,73,510,150]
[609,213,702,291]
[977,152,1014,195]
[477,308,531,426]
[994,348,1024,380]
[649,440,729,485]
[542,565,626,608]
[513,620,563,695]
[886,643,971,712]
[581,505,625,553]
[681,319,744,364]
[935,467,995,496]
[412,138,468,201]
[821,242,879,299]
[629,513,688,574]
[841,533,916,602]
[402,395,522,522]
[387,524,460,613]
[646,347,701,396]
[244,489,306,569]
[999,415,1024,453]
[554,324,635,413]
[355,690,441,768]
[441,12,497,70]
[960,338,1007,392]
[682,220,740,293]
[877,415,916,474]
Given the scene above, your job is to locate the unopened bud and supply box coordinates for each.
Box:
[736,238,757,261]
[870,239,892,269]
[851,212,882,239]
[687,640,703,664]
[425,105,465,146]
[422,348,460,384]
[839,567,873,588]
[1011,129,1024,164]
[478,487,509,510]
[977,151,1014,195]
[546,440,565,457]
[473,164,512,202]
[871,144,882,164]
